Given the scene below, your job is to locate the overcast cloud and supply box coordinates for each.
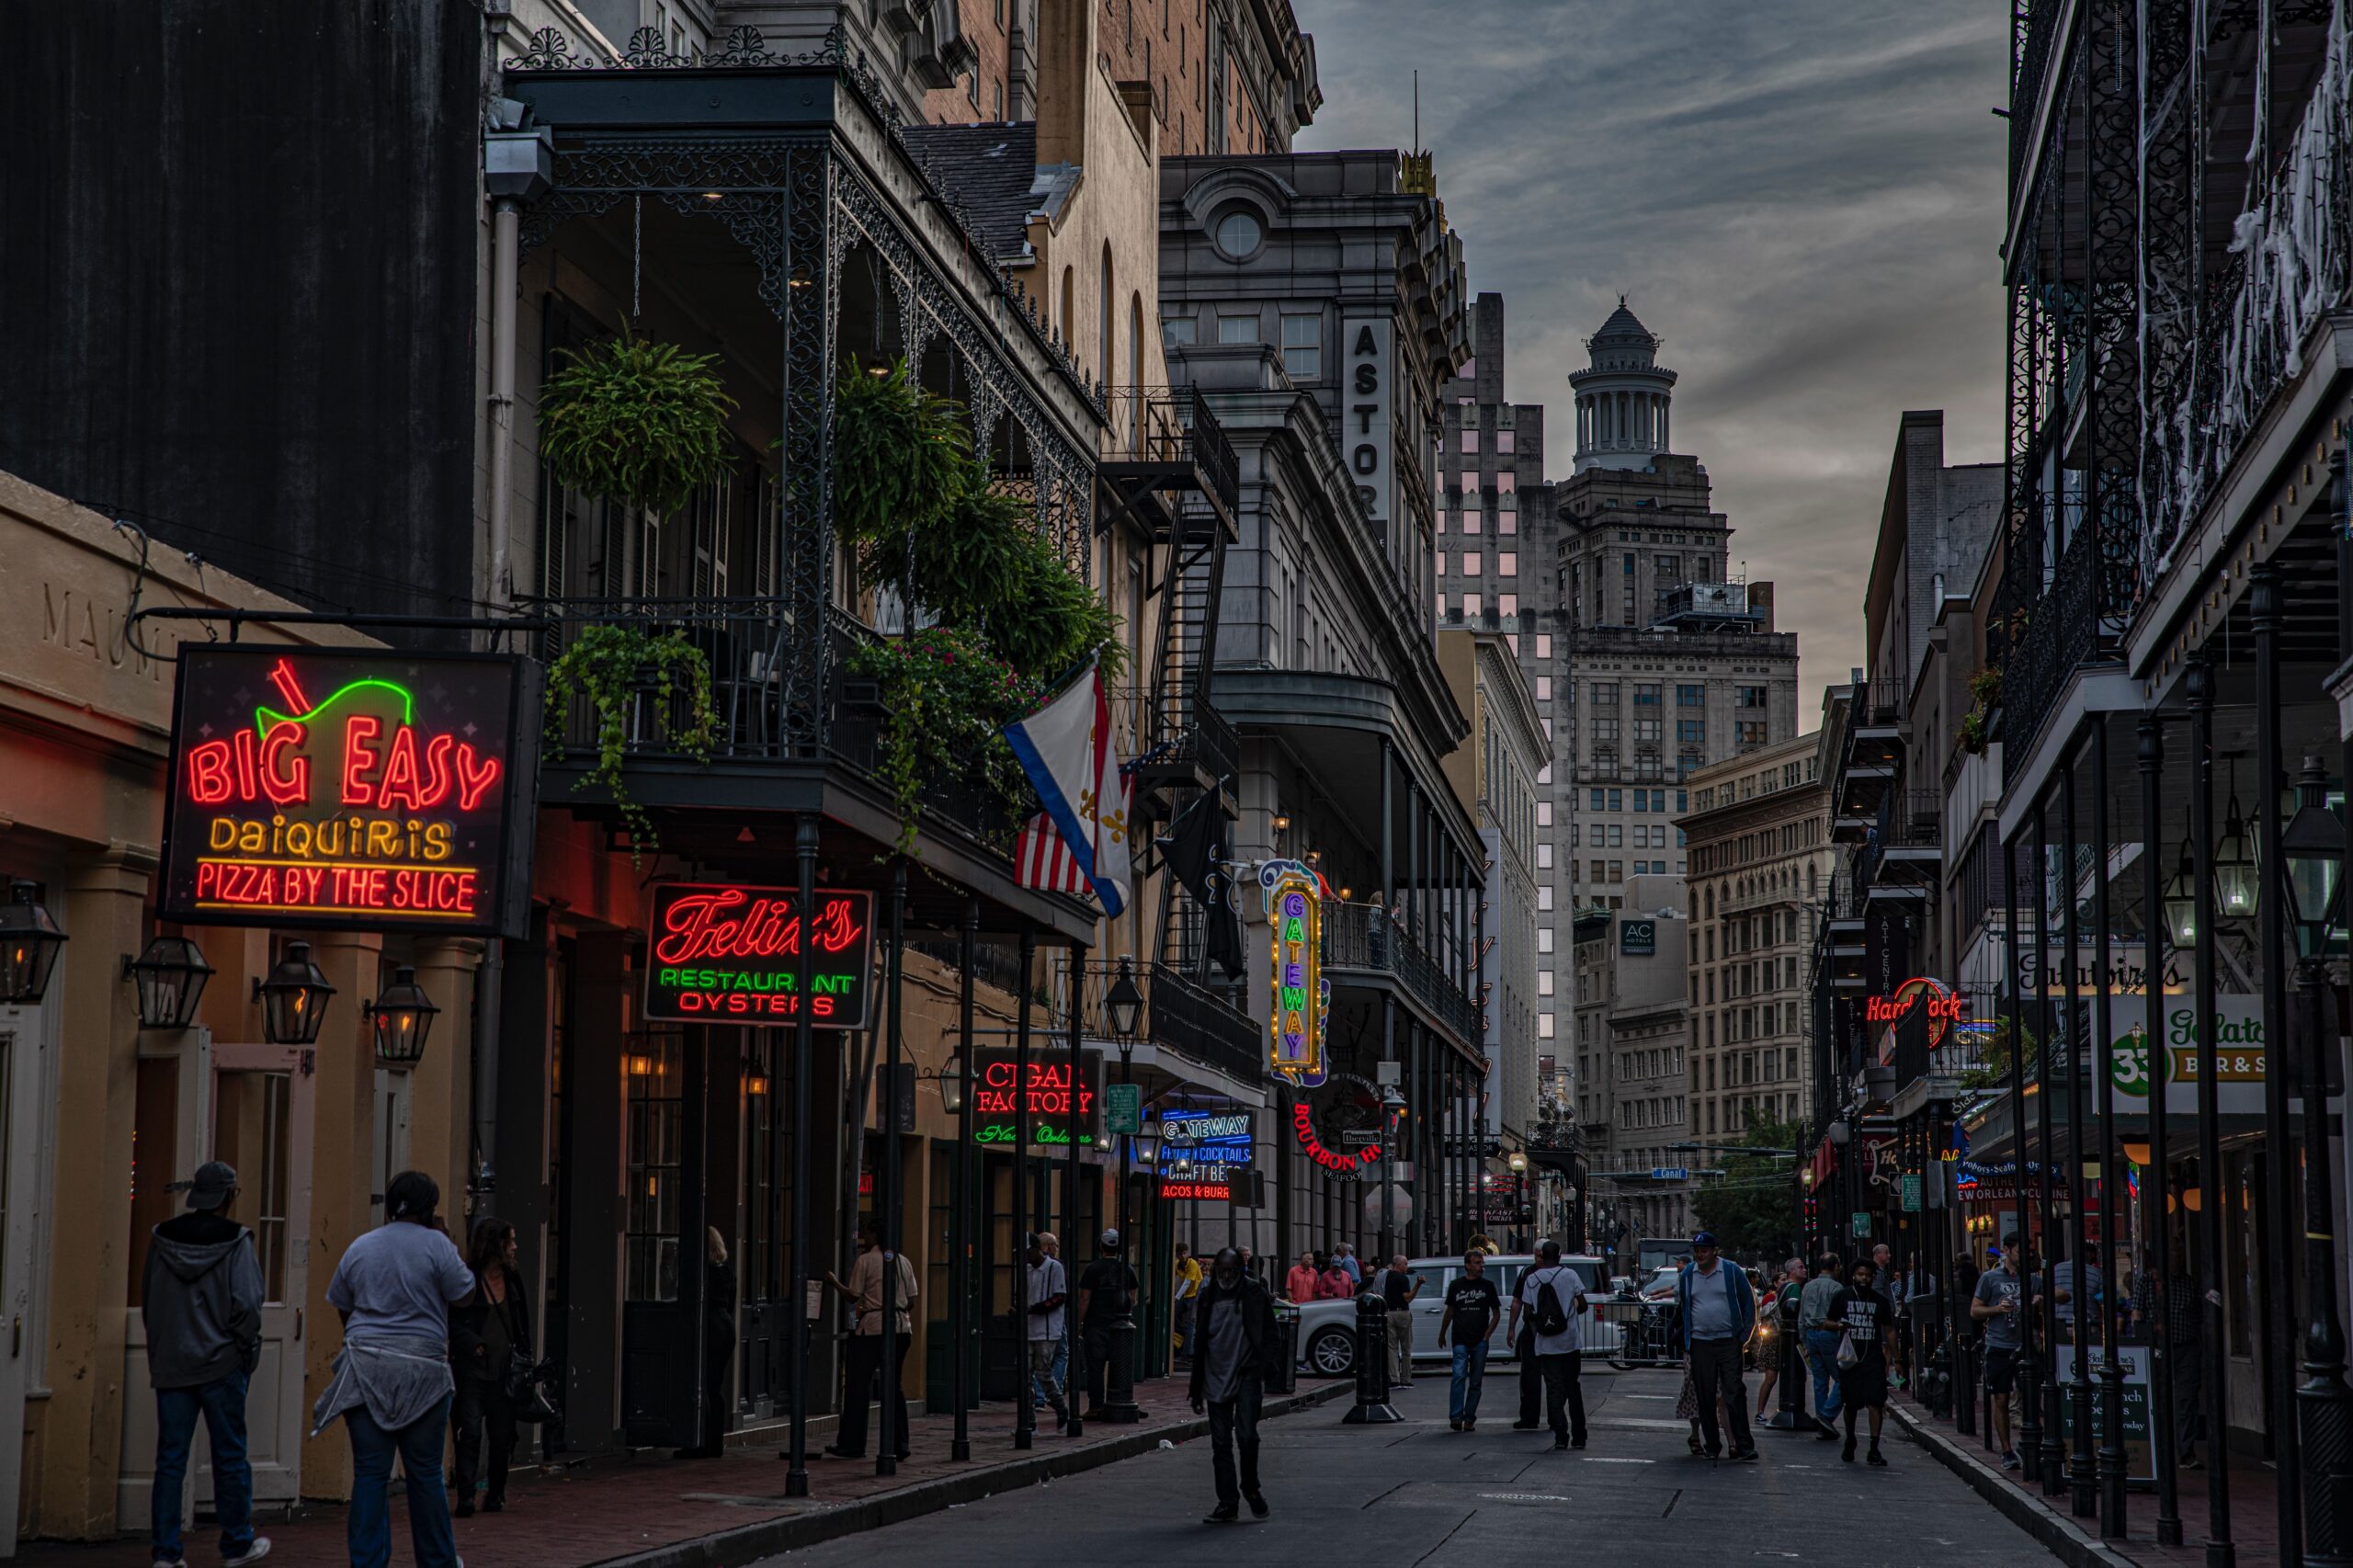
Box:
[1299,1,2011,717]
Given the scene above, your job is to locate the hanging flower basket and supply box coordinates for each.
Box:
[539,326,739,514]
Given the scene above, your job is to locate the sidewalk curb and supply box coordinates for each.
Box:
[592,1379,1354,1568]
[1890,1404,2140,1568]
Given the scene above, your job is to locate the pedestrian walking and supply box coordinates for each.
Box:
[312,1170,478,1568]
[1968,1234,2028,1470]
[679,1225,734,1458]
[1284,1249,1321,1304]
[1172,1241,1201,1363]
[1825,1256,1897,1465]
[1188,1247,1279,1523]
[2131,1244,2204,1469]
[2051,1239,2103,1329]
[1077,1228,1139,1416]
[1676,1231,1757,1460]
[143,1158,269,1568]
[1799,1251,1846,1438]
[1034,1232,1071,1408]
[821,1220,916,1460]
[1334,1243,1361,1288]
[1378,1255,1422,1387]
[450,1217,532,1515]
[1510,1240,1589,1449]
[1025,1231,1071,1428]
[1870,1242,1893,1293]
[1438,1248,1503,1431]
[1317,1256,1355,1298]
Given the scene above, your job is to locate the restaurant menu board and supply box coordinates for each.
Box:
[969,1049,1101,1148]
[641,883,876,1028]
[158,647,538,937]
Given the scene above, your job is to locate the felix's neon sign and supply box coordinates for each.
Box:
[642,883,874,1027]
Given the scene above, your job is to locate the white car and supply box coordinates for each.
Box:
[1291,1254,1611,1375]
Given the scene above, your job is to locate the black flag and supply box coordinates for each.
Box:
[1158,790,1245,979]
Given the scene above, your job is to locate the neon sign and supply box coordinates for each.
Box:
[641,883,875,1028]
[1869,976,1965,1065]
[1261,859,1327,1080]
[1157,1108,1254,1199]
[159,649,537,935]
[968,1049,1102,1148]
[1291,1102,1381,1174]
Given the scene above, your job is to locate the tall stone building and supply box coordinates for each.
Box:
[1680,735,1834,1146]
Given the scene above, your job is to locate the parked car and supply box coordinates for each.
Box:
[1291,1253,1612,1375]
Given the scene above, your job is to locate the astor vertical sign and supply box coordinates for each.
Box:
[1263,859,1326,1079]
[641,883,876,1027]
[1343,316,1394,539]
[159,647,539,936]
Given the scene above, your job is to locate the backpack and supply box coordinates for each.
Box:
[1531,1268,1571,1337]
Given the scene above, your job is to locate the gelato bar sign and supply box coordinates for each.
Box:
[159,648,538,937]
[642,883,875,1028]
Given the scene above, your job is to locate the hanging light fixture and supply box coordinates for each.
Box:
[934,1051,965,1114]
[1132,1110,1159,1168]
[365,966,438,1069]
[124,935,212,1029]
[1103,958,1145,1040]
[255,942,334,1045]
[2279,755,2346,958]
[2214,761,2259,920]
[2162,840,2200,949]
[0,881,67,1006]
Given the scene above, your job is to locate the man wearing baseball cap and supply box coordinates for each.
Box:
[143,1160,269,1565]
[1075,1229,1139,1419]
[1676,1231,1759,1461]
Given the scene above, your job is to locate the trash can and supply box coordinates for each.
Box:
[1270,1301,1300,1394]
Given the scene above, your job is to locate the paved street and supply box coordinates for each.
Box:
[769,1366,2062,1568]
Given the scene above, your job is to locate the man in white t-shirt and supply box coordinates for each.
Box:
[1025,1231,1069,1426]
[1507,1240,1589,1449]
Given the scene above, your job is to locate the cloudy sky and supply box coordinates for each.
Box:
[1299,1,2011,715]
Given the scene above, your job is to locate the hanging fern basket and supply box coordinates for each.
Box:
[539,328,740,514]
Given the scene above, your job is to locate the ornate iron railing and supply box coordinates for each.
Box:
[1098,386,1240,521]
[1320,902,1481,1044]
[2000,516,2103,757]
[1058,960,1261,1086]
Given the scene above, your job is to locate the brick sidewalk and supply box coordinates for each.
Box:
[22,1376,1345,1568]
[1891,1387,2280,1568]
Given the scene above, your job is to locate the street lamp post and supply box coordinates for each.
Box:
[1102,959,1145,1425]
[2281,754,2353,1564]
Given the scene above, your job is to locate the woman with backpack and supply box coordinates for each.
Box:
[1508,1240,1588,1449]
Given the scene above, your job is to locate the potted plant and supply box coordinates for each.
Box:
[544,622,722,858]
[539,325,739,514]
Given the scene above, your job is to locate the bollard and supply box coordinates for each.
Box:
[1340,1291,1401,1424]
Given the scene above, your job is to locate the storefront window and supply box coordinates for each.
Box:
[213,1069,290,1302]
[625,1031,685,1303]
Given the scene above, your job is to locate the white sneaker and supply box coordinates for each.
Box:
[222,1540,271,1566]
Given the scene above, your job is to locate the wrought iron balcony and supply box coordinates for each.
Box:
[1321,901,1480,1046]
[1106,685,1238,814]
[1064,959,1261,1087]
[2000,517,2109,761]
[528,596,1024,851]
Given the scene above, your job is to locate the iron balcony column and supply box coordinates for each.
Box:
[2091,722,2128,1534]
[2253,562,2307,1567]
[1065,938,1086,1439]
[878,858,907,1478]
[2311,481,2353,1567]
[2063,744,2097,1517]
[2188,655,2235,1568]
[2034,797,2067,1494]
[950,897,978,1461]
[1014,924,1036,1449]
[2006,816,2039,1479]
[783,814,822,1496]
[2141,717,2184,1547]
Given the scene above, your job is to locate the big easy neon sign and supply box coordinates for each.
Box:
[642,883,876,1028]
[159,648,537,936]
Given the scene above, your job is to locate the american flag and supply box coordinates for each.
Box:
[1015,811,1091,897]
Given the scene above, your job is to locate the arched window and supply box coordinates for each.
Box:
[1129,292,1144,450]
[1060,266,1074,344]
[1098,245,1114,391]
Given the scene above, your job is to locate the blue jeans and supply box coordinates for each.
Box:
[346,1396,459,1568]
[152,1369,254,1562]
[1449,1339,1492,1422]
[1802,1329,1845,1422]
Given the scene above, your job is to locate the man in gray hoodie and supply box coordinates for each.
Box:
[142,1159,269,1567]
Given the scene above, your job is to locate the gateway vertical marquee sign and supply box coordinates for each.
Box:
[159,647,540,937]
[1262,859,1328,1081]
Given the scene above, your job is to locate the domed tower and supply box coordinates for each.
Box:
[1569,299,1677,472]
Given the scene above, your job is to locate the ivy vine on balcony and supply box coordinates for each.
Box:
[833,358,1127,853]
[544,623,720,861]
[1959,664,2003,757]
